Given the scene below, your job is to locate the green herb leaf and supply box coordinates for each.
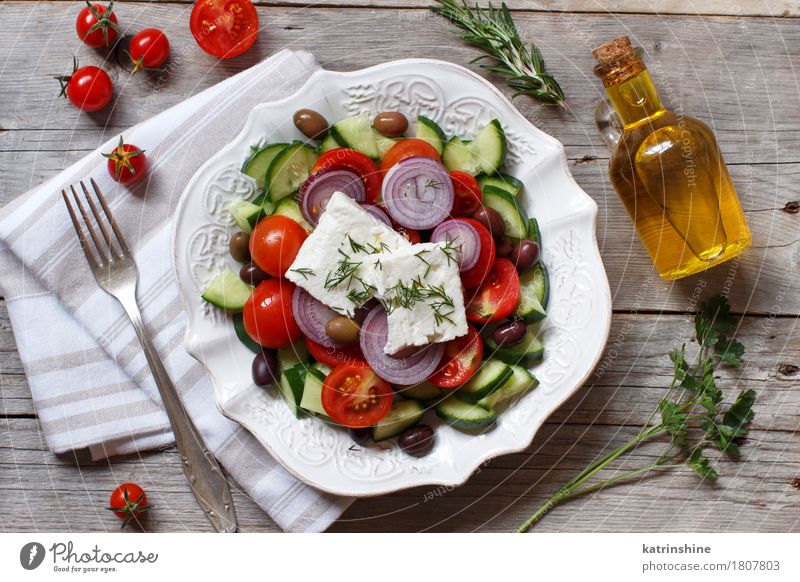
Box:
[687,449,718,480]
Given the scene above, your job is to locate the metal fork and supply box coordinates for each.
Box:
[62,179,237,533]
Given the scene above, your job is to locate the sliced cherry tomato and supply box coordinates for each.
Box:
[243,279,302,349]
[450,171,483,217]
[312,148,381,203]
[393,224,421,244]
[57,60,113,112]
[76,2,120,48]
[321,362,393,428]
[189,0,259,59]
[107,482,148,528]
[129,28,170,72]
[249,215,308,278]
[459,218,496,289]
[428,325,484,388]
[380,138,441,173]
[305,337,365,368]
[466,258,521,323]
[103,137,147,185]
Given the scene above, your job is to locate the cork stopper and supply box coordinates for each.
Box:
[592,36,645,86]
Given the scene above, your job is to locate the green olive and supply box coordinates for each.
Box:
[325,316,360,344]
[373,111,408,137]
[293,109,329,140]
[229,231,251,263]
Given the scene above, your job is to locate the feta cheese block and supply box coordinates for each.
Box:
[371,242,468,354]
[286,192,410,317]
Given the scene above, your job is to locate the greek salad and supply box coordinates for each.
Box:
[201,108,549,457]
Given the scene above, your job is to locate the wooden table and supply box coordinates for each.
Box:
[2,1,799,533]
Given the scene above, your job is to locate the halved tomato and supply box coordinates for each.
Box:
[379,138,441,173]
[243,279,302,349]
[428,325,483,388]
[459,218,496,289]
[305,337,365,368]
[321,362,393,428]
[466,258,520,323]
[449,171,483,217]
[312,148,381,203]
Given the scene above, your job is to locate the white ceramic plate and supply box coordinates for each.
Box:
[172,59,611,497]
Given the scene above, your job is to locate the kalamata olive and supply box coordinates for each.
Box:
[373,111,408,138]
[239,261,270,286]
[472,206,505,237]
[491,319,528,347]
[398,424,435,457]
[229,231,250,263]
[349,427,372,446]
[293,108,329,140]
[510,239,540,272]
[325,316,360,344]
[495,235,514,258]
[252,351,278,387]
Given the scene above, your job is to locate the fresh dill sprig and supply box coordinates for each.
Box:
[289,267,315,280]
[346,276,377,305]
[431,0,565,106]
[414,248,432,277]
[347,235,368,254]
[324,249,362,290]
[424,178,443,190]
[437,239,461,267]
[367,241,392,254]
[517,295,756,532]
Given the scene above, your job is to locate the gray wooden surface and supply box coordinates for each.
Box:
[1,1,799,533]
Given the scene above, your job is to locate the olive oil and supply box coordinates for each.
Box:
[593,37,751,280]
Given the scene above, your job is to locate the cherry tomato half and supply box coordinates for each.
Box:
[379,138,441,173]
[305,337,365,368]
[459,218,496,289]
[63,65,113,112]
[466,258,521,324]
[129,28,170,71]
[190,0,258,59]
[312,148,381,203]
[103,137,147,185]
[450,171,483,217]
[107,482,148,527]
[249,215,307,278]
[243,279,302,349]
[76,3,119,48]
[321,362,393,428]
[428,325,484,388]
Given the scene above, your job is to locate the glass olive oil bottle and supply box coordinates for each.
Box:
[592,36,751,280]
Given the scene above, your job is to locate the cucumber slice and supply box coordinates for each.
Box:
[300,366,328,417]
[201,268,253,311]
[442,136,482,176]
[469,119,507,175]
[279,364,307,418]
[277,340,311,372]
[273,197,313,231]
[415,115,446,155]
[436,396,497,429]
[484,325,544,367]
[528,217,542,246]
[318,133,340,154]
[478,173,523,197]
[477,365,539,411]
[515,262,549,323]
[242,143,286,193]
[266,142,319,203]
[229,199,264,234]
[373,129,398,158]
[455,359,513,402]
[233,312,262,354]
[312,361,332,376]
[372,400,425,441]
[397,381,441,401]
[482,186,528,239]
[330,113,379,158]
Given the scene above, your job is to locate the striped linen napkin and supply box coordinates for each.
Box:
[0,49,352,532]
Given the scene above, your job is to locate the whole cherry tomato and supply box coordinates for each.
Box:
[243,279,302,349]
[129,28,170,72]
[76,1,120,48]
[107,482,148,528]
[57,60,113,112]
[249,215,308,278]
[189,0,259,59]
[103,137,147,185]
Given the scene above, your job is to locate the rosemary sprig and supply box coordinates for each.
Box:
[517,295,756,532]
[431,1,565,106]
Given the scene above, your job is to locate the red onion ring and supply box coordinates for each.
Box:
[291,287,348,348]
[382,157,454,229]
[360,306,445,385]
[300,167,366,226]
[430,219,481,272]
[359,203,392,227]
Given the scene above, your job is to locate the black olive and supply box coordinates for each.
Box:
[491,319,527,347]
[495,235,514,258]
[472,206,505,238]
[239,261,270,286]
[293,109,329,140]
[398,425,435,457]
[373,111,408,137]
[349,427,372,446]
[229,231,251,263]
[510,240,540,272]
[252,351,278,387]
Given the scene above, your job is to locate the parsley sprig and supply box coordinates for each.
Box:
[518,295,756,532]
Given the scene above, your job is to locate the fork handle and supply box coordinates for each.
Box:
[118,291,237,533]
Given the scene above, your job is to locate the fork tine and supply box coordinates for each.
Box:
[80,181,119,259]
[62,189,101,269]
[70,184,108,264]
[90,178,130,256]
